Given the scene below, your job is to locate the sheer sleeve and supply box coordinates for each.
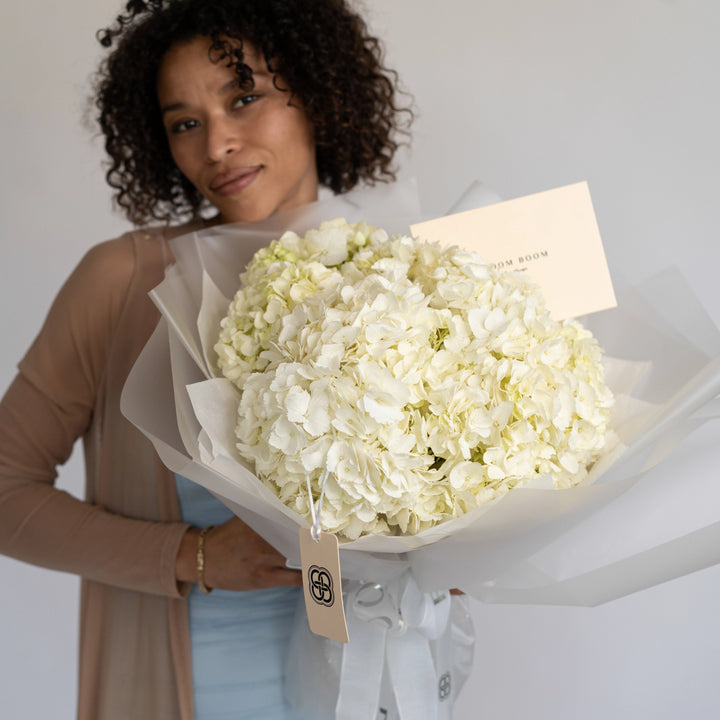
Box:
[0,233,191,597]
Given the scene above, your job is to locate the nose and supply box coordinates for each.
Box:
[205,115,242,163]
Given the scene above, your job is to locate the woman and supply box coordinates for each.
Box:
[0,0,409,718]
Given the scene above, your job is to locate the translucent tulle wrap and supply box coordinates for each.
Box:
[121,181,720,719]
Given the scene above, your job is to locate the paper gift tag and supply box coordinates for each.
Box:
[410,181,616,321]
[299,528,349,643]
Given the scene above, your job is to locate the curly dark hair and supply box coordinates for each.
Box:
[95,0,411,225]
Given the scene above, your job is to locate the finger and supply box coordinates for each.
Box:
[267,568,304,587]
[251,570,303,589]
[253,544,294,565]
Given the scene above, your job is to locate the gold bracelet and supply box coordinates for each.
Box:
[196,525,214,594]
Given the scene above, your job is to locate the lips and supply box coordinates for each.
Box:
[209,166,262,196]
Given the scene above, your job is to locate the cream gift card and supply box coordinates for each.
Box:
[410,182,616,320]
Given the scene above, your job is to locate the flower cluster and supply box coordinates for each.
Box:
[215,219,614,540]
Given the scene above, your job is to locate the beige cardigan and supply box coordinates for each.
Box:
[0,226,202,719]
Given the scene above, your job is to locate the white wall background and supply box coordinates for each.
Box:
[1,0,719,717]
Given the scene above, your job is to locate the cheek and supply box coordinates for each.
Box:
[287,123,316,173]
[165,136,183,170]
[167,139,201,185]
[293,114,316,159]
[264,105,315,160]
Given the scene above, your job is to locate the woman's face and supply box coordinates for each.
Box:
[157,36,319,224]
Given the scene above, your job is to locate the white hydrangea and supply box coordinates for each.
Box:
[215,219,614,540]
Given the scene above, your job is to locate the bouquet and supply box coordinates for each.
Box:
[122,182,720,720]
[215,218,613,540]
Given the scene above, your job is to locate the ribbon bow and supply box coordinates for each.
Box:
[335,572,456,720]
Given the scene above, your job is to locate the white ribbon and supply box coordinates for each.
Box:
[335,573,455,720]
[306,469,330,541]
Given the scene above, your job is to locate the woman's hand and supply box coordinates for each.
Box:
[175,517,302,592]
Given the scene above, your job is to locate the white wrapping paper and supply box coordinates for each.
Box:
[121,181,720,718]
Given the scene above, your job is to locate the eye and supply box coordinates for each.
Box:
[170,118,200,134]
[232,94,259,110]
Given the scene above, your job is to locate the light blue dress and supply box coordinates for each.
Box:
[175,474,304,720]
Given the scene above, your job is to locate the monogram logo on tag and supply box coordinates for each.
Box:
[438,671,452,701]
[308,565,334,607]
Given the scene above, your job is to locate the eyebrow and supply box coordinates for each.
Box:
[160,73,268,115]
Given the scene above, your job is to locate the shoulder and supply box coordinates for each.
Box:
[17,222,203,401]
[46,222,200,345]
[75,232,143,291]
[51,231,151,332]
[73,220,201,302]
[78,226,166,284]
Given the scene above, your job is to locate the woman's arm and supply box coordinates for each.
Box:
[0,236,191,597]
[0,233,301,595]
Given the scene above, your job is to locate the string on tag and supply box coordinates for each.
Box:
[306,469,330,542]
